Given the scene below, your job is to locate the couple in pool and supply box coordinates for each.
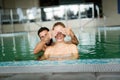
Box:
[34,22,79,61]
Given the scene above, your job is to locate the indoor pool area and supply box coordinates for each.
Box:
[0,27,120,61]
[0,26,120,80]
[0,0,120,79]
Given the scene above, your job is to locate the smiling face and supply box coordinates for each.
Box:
[53,25,65,42]
[39,30,48,40]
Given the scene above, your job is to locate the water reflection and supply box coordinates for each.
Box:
[0,27,120,61]
[79,32,96,45]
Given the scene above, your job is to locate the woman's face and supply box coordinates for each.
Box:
[39,30,48,40]
[53,25,65,42]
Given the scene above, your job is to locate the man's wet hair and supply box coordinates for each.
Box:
[37,27,49,36]
[37,27,53,46]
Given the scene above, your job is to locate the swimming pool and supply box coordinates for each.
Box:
[0,26,120,73]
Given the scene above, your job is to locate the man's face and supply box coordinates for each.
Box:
[39,30,48,40]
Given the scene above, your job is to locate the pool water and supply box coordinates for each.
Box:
[79,27,120,59]
[0,27,120,62]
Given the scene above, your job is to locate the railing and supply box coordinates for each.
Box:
[0,3,100,24]
[0,3,102,34]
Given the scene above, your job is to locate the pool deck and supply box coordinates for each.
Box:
[0,59,120,80]
[0,59,120,73]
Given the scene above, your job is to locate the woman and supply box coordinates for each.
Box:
[40,22,79,60]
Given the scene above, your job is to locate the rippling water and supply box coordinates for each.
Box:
[0,27,120,62]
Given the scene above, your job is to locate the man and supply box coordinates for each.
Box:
[34,27,52,54]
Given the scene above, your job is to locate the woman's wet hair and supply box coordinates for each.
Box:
[38,27,53,46]
[52,22,66,30]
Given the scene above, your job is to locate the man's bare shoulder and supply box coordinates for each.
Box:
[51,42,55,46]
[46,46,52,50]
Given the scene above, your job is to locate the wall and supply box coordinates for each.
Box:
[3,0,15,8]
[0,0,3,8]
[15,0,39,8]
[1,0,120,33]
[3,0,39,8]
[1,18,102,33]
[102,0,120,26]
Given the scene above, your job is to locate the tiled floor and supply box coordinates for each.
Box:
[0,72,120,80]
